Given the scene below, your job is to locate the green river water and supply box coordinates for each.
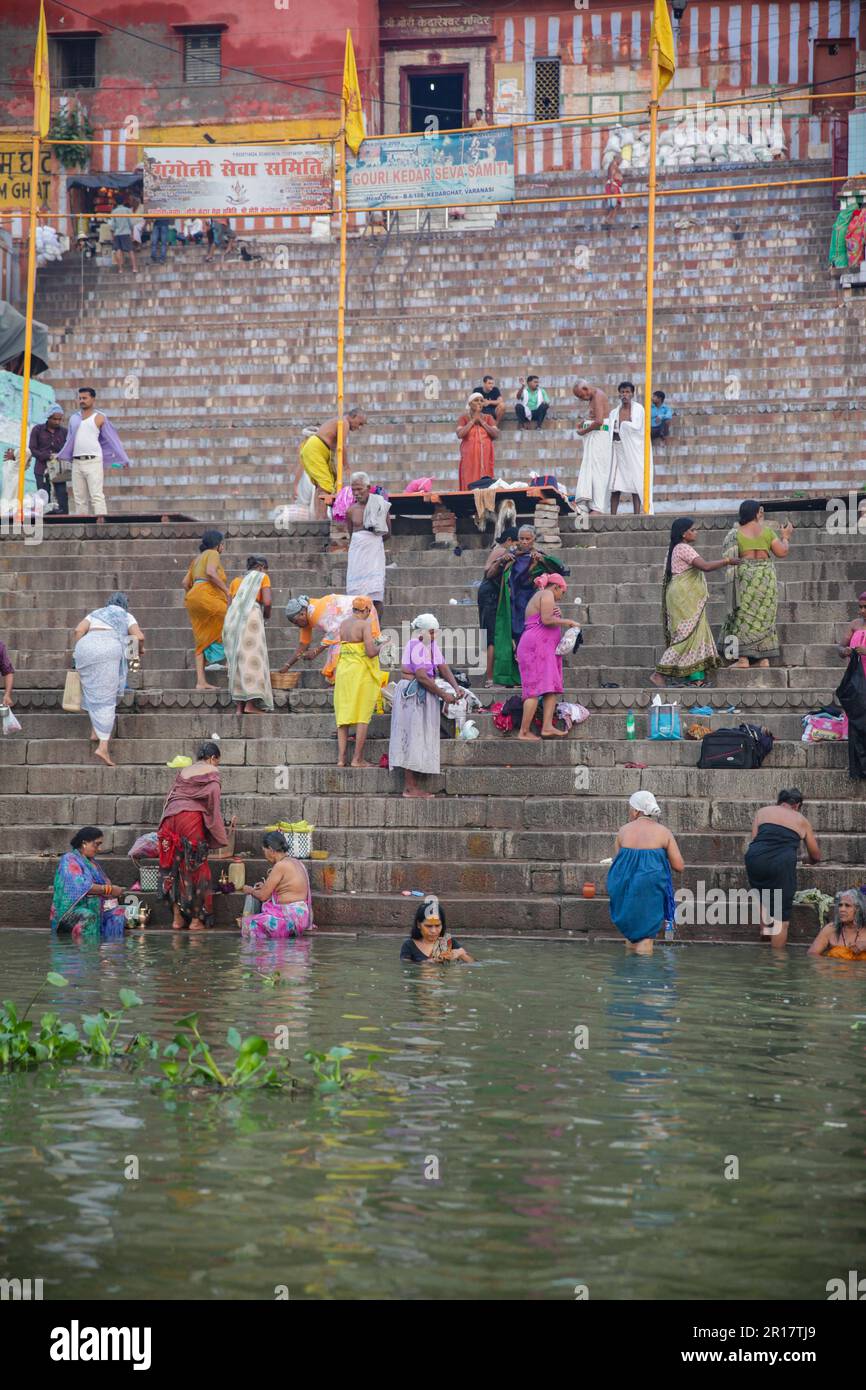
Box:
[1,931,864,1301]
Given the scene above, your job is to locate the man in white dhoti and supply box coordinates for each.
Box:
[573,380,612,515]
[345,471,391,617]
[608,381,653,515]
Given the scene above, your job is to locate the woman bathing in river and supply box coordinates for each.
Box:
[400,897,474,963]
[808,889,866,960]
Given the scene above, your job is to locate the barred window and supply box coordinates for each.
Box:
[534,59,561,121]
[53,36,97,90]
[184,31,222,85]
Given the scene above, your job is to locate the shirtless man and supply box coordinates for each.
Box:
[573,380,612,515]
[345,471,390,619]
[299,408,367,519]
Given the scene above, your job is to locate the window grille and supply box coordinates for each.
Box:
[534,60,561,121]
[184,31,222,85]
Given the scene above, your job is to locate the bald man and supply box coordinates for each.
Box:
[573,380,612,515]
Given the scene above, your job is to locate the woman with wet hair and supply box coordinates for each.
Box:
[400,896,473,962]
[240,830,315,939]
[745,789,821,949]
[808,889,866,959]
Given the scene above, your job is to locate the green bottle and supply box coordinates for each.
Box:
[626,710,636,740]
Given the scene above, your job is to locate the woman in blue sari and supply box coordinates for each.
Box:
[606,791,684,953]
[50,826,129,940]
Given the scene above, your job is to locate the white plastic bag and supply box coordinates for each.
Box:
[1,706,21,735]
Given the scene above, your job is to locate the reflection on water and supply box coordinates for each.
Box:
[1,932,864,1300]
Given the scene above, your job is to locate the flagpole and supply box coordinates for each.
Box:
[335,53,349,495]
[16,128,41,515]
[642,25,660,515]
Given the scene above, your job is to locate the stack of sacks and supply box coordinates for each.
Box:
[601,108,786,176]
[35,225,64,267]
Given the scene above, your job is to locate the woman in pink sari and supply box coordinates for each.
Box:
[241,831,315,939]
[456,393,498,489]
[515,573,574,740]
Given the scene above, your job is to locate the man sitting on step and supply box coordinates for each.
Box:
[473,374,506,425]
[515,375,550,430]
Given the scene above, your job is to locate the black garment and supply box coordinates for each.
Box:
[744,823,801,920]
[477,577,501,646]
[651,420,670,441]
[836,650,866,779]
[516,401,549,427]
[475,385,501,418]
[400,935,462,962]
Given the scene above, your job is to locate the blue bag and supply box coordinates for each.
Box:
[650,703,681,740]
[204,641,225,664]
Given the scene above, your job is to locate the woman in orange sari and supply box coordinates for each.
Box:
[456,393,499,489]
[182,529,231,691]
[808,889,866,960]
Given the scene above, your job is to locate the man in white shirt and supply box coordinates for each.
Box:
[57,387,131,522]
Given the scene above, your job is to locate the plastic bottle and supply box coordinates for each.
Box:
[625,710,636,740]
[664,920,676,943]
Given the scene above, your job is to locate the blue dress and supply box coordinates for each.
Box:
[606,847,676,942]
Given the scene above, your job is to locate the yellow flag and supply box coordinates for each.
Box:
[34,0,50,137]
[651,0,676,94]
[342,30,365,156]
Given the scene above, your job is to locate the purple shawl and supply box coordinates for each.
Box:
[57,412,130,469]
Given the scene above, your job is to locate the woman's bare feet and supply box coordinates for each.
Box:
[93,745,115,767]
[90,731,98,742]
[171,914,185,931]
[243,702,262,713]
[517,730,541,741]
[351,759,373,769]
[649,672,666,687]
[337,758,347,768]
[540,727,568,737]
[733,658,749,669]
[188,918,206,932]
[196,682,218,691]
[756,658,770,668]
[403,788,434,798]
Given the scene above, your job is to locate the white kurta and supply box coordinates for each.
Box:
[608,401,654,513]
[575,426,613,513]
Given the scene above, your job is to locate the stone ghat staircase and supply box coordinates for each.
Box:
[31,164,864,520]
[1,509,863,941]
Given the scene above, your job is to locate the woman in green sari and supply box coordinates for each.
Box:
[651,518,736,687]
[719,501,793,669]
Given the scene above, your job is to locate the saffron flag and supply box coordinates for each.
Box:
[34,1,50,137]
[651,0,676,94]
[342,30,365,156]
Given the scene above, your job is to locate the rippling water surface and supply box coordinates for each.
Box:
[1,931,864,1300]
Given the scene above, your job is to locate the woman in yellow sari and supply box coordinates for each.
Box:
[651,518,736,688]
[182,529,231,691]
[333,598,385,767]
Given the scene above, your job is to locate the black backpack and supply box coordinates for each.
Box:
[697,723,774,769]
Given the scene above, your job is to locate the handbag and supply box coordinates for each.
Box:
[697,728,757,769]
[555,626,582,657]
[649,703,681,740]
[62,670,82,712]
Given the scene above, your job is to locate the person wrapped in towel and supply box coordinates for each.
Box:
[333,596,386,767]
[606,791,683,953]
[241,831,316,940]
[345,471,391,616]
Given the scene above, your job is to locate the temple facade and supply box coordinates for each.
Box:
[0,2,863,230]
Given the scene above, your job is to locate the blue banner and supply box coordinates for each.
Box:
[347,127,515,210]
